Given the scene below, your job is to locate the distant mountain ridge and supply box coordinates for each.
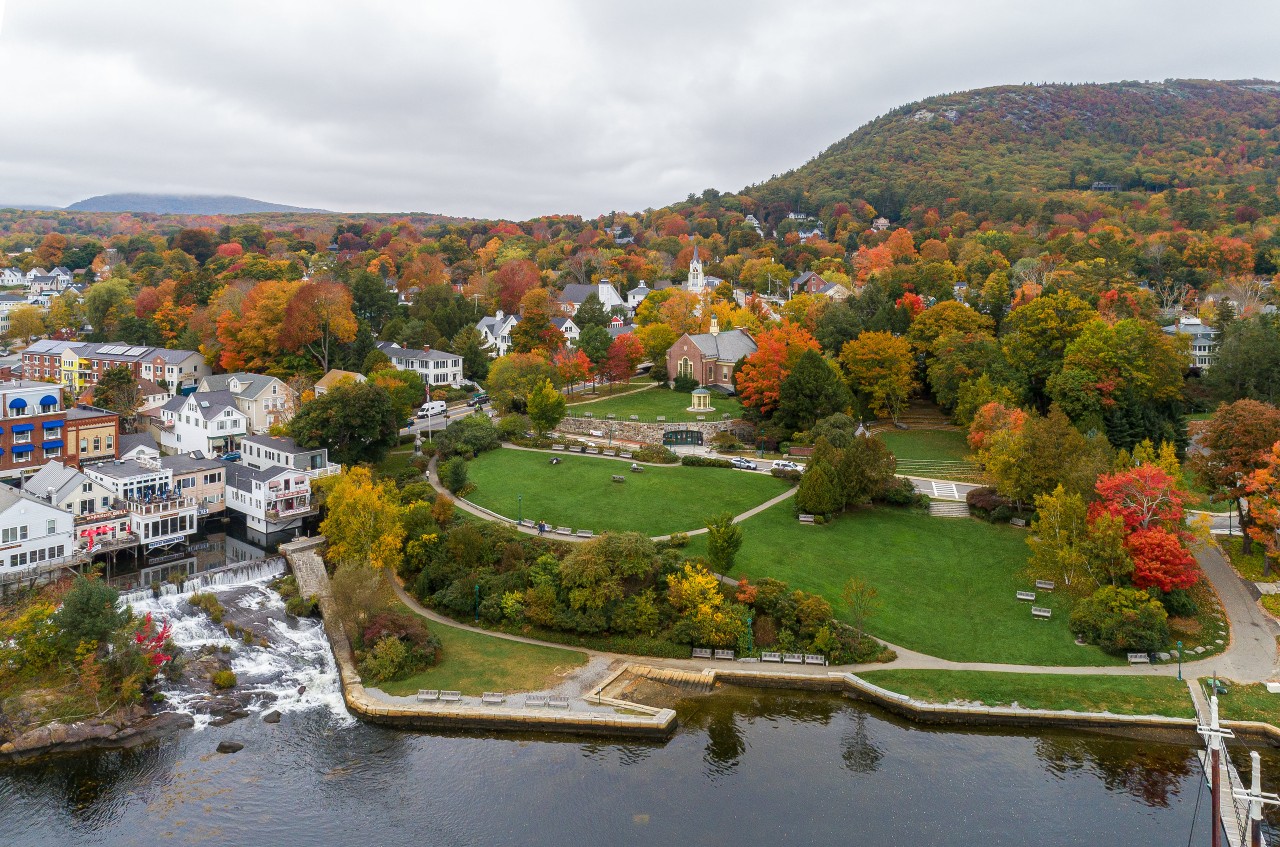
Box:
[64,193,329,214]
[745,78,1280,220]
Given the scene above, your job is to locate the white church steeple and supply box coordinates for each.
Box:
[687,243,705,294]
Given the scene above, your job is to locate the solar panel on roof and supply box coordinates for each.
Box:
[127,346,147,355]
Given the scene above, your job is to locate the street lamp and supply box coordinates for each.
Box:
[1177,640,1183,681]
[474,584,480,623]
[518,494,523,523]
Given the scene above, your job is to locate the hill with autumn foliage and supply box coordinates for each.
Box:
[745,79,1280,226]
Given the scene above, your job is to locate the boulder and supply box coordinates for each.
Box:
[216,741,244,754]
[262,710,282,724]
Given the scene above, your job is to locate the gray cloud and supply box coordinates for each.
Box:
[1,0,1277,218]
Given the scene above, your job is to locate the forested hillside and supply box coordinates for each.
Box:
[746,79,1280,227]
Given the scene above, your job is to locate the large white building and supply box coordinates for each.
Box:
[84,455,200,553]
[157,390,249,456]
[197,373,296,434]
[375,341,464,388]
[225,434,339,538]
[0,485,76,578]
[24,461,133,557]
[476,311,519,358]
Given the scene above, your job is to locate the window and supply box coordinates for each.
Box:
[82,482,92,493]
[92,437,101,452]
[2,526,20,543]
[14,451,29,464]
[106,435,113,449]
[12,430,28,445]
[80,438,87,452]
[44,447,61,459]
[678,357,693,379]
[45,519,55,535]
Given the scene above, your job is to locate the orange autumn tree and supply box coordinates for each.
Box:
[217,279,300,372]
[839,330,916,423]
[737,322,820,416]
[279,281,358,373]
[1245,442,1280,577]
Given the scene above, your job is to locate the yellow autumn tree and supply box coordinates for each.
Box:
[318,467,405,573]
[666,563,746,648]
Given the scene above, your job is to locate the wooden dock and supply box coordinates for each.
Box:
[1191,680,1267,847]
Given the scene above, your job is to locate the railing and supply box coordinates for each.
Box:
[266,503,316,521]
[127,496,196,516]
[79,532,139,553]
[308,465,341,478]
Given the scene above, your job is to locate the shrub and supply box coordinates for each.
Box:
[632,445,679,464]
[211,669,237,690]
[672,374,698,392]
[710,431,743,451]
[681,455,734,468]
[285,595,318,617]
[666,531,689,548]
[966,486,1013,521]
[1069,586,1170,653]
[1157,588,1198,617]
[359,634,412,682]
[496,413,530,441]
[878,476,926,508]
[771,467,803,483]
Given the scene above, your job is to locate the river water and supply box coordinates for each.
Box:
[1,572,1275,847]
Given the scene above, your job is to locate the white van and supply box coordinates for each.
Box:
[417,400,447,418]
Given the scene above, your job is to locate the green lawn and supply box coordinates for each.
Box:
[374,445,417,481]
[1213,681,1280,726]
[465,448,788,536]
[379,619,587,696]
[683,503,1120,666]
[858,669,1195,718]
[566,386,742,422]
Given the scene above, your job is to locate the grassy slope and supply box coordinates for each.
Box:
[380,619,587,696]
[465,449,787,536]
[859,669,1195,718]
[877,430,971,463]
[684,503,1119,666]
[1212,681,1280,725]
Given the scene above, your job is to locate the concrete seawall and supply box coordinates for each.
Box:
[280,538,678,740]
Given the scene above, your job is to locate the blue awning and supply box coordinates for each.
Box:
[39,395,58,407]
[41,439,63,449]
[12,445,34,454]
[8,398,26,409]
[41,420,62,429]
[12,424,34,433]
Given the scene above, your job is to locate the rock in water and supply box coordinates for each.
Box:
[262,710,282,724]
[216,741,244,754]
[297,685,306,695]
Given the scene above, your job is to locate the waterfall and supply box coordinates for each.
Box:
[125,560,351,729]
[118,557,288,606]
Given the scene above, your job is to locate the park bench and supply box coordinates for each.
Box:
[656,416,666,422]
[440,690,462,702]
[524,695,549,707]
[583,412,594,418]
[761,652,782,663]
[1035,579,1055,591]
[629,464,643,473]
[1010,517,1027,527]
[602,449,616,456]
[1031,606,1052,619]
[519,519,535,528]
[629,415,639,421]
[576,529,593,538]
[552,444,566,451]
[696,415,706,421]
[570,445,584,452]
[612,475,626,483]
[692,647,713,659]
[555,526,572,535]
[783,653,805,664]
[798,514,815,524]
[481,692,506,704]
[804,654,827,666]
[586,447,601,454]
[416,689,440,702]
[1016,590,1036,602]
[606,414,616,419]
[547,695,571,709]
[619,451,633,459]
[1127,652,1151,665]
[714,649,735,660]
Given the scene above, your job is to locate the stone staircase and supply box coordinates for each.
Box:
[928,500,971,518]
[865,401,963,435]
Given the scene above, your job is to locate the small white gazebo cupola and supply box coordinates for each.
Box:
[689,387,714,412]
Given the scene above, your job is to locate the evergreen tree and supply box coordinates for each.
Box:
[573,292,610,329]
[577,324,612,370]
[451,325,490,382]
[705,512,744,573]
[797,460,843,515]
[776,349,852,434]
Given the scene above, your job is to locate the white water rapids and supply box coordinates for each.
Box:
[124,560,352,729]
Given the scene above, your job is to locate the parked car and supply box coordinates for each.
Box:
[417,400,447,418]
[468,392,490,407]
[772,460,803,472]
[730,457,758,470]
[218,451,241,462]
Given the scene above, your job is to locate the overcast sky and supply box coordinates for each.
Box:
[1,1,1278,219]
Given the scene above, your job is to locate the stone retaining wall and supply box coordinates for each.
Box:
[558,416,739,445]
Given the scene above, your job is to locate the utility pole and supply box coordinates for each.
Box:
[1232,750,1280,847]
[1199,693,1234,847]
